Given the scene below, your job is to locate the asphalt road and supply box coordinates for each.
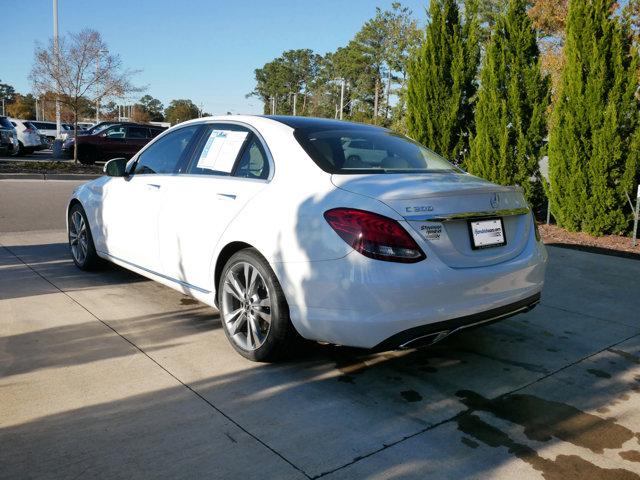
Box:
[0,179,84,231]
[2,179,640,479]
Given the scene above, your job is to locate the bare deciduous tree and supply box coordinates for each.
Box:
[30,29,142,163]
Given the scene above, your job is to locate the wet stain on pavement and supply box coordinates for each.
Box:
[461,437,479,449]
[587,368,612,379]
[180,298,199,305]
[456,390,635,453]
[609,349,640,364]
[620,451,640,463]
[400,390,422,402]
[457,413,640,480]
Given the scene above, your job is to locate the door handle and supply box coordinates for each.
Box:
[146,183,161,189]
[217,193,236,200]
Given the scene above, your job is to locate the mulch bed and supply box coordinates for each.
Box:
[0,161,102,175]
[539,223,640,260]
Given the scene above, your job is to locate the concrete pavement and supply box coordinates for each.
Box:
[1,179,640,479]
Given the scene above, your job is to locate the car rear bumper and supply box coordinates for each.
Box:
[278,235,547,349]
[372,292,541,351]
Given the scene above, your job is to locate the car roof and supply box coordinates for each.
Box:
[104,122,165,128]
[262,115,387,132]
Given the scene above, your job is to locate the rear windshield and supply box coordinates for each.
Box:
[0,117,13,129]
[294,127,459,174]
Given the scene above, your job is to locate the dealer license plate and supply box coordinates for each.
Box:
[468,218,506,249]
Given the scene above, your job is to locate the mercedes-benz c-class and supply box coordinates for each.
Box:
[67,116,547,361]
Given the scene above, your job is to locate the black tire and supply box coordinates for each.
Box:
[14,141,26,156]
[77,146,96,165]
[218,248,301,362]
[68,203,101,270]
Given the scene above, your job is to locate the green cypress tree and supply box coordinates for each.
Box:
[466,0,551,207]
[548,0,639,235]
[406,0,480,164]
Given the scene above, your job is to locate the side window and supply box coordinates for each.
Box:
[187,124,250,176]
[132,125,199,175]
[104,126,126,139]
[126,126,150,139]
[233,136,270,180]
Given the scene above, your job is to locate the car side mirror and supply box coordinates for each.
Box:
[104,158,128,177]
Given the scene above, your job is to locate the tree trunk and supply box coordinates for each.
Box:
[374,78,379,120]
[73,108,78,164]
[385,69,392,119]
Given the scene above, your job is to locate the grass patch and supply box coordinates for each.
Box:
[0,161,102,174]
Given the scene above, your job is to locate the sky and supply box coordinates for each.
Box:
[1,0,428,115]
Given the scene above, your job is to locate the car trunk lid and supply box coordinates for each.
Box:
[331,173,532,268]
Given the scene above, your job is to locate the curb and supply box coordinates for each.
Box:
[0,173,101,180]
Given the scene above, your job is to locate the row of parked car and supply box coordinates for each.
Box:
[0,116,88,156]
[0,117,167,163]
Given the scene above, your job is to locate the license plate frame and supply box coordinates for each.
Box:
[468,217,506,250]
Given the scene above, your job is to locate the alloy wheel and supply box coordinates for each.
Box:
[221,261,272,351]
[69,210,89,265]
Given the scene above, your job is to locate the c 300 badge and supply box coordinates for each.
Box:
[406,205,434,213]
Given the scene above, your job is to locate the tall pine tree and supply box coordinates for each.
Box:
[406,0,480,164]
[467,0,550,207]
[548,0,640,235]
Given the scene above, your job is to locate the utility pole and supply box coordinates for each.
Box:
[339,79,345,120]
[293,93,297,116]
[633,185,640,247]
[35,97,39,120]
[53,0,61,137]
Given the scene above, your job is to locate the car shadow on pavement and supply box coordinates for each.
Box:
[0,242,145,301]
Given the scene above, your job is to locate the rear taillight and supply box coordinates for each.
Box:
[324,208,426,263]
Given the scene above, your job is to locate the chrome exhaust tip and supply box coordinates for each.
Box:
[399,330,450,349]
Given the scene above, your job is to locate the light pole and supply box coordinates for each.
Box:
[53,0,62,137]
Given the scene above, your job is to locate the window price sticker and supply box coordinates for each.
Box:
[197,130,248,172]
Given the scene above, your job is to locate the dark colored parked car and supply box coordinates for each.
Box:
[0,116,17,156]
[67,122,166,164]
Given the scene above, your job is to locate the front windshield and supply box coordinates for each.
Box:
[294,127,459,174]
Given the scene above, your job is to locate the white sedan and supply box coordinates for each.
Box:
[67,115,547,361]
